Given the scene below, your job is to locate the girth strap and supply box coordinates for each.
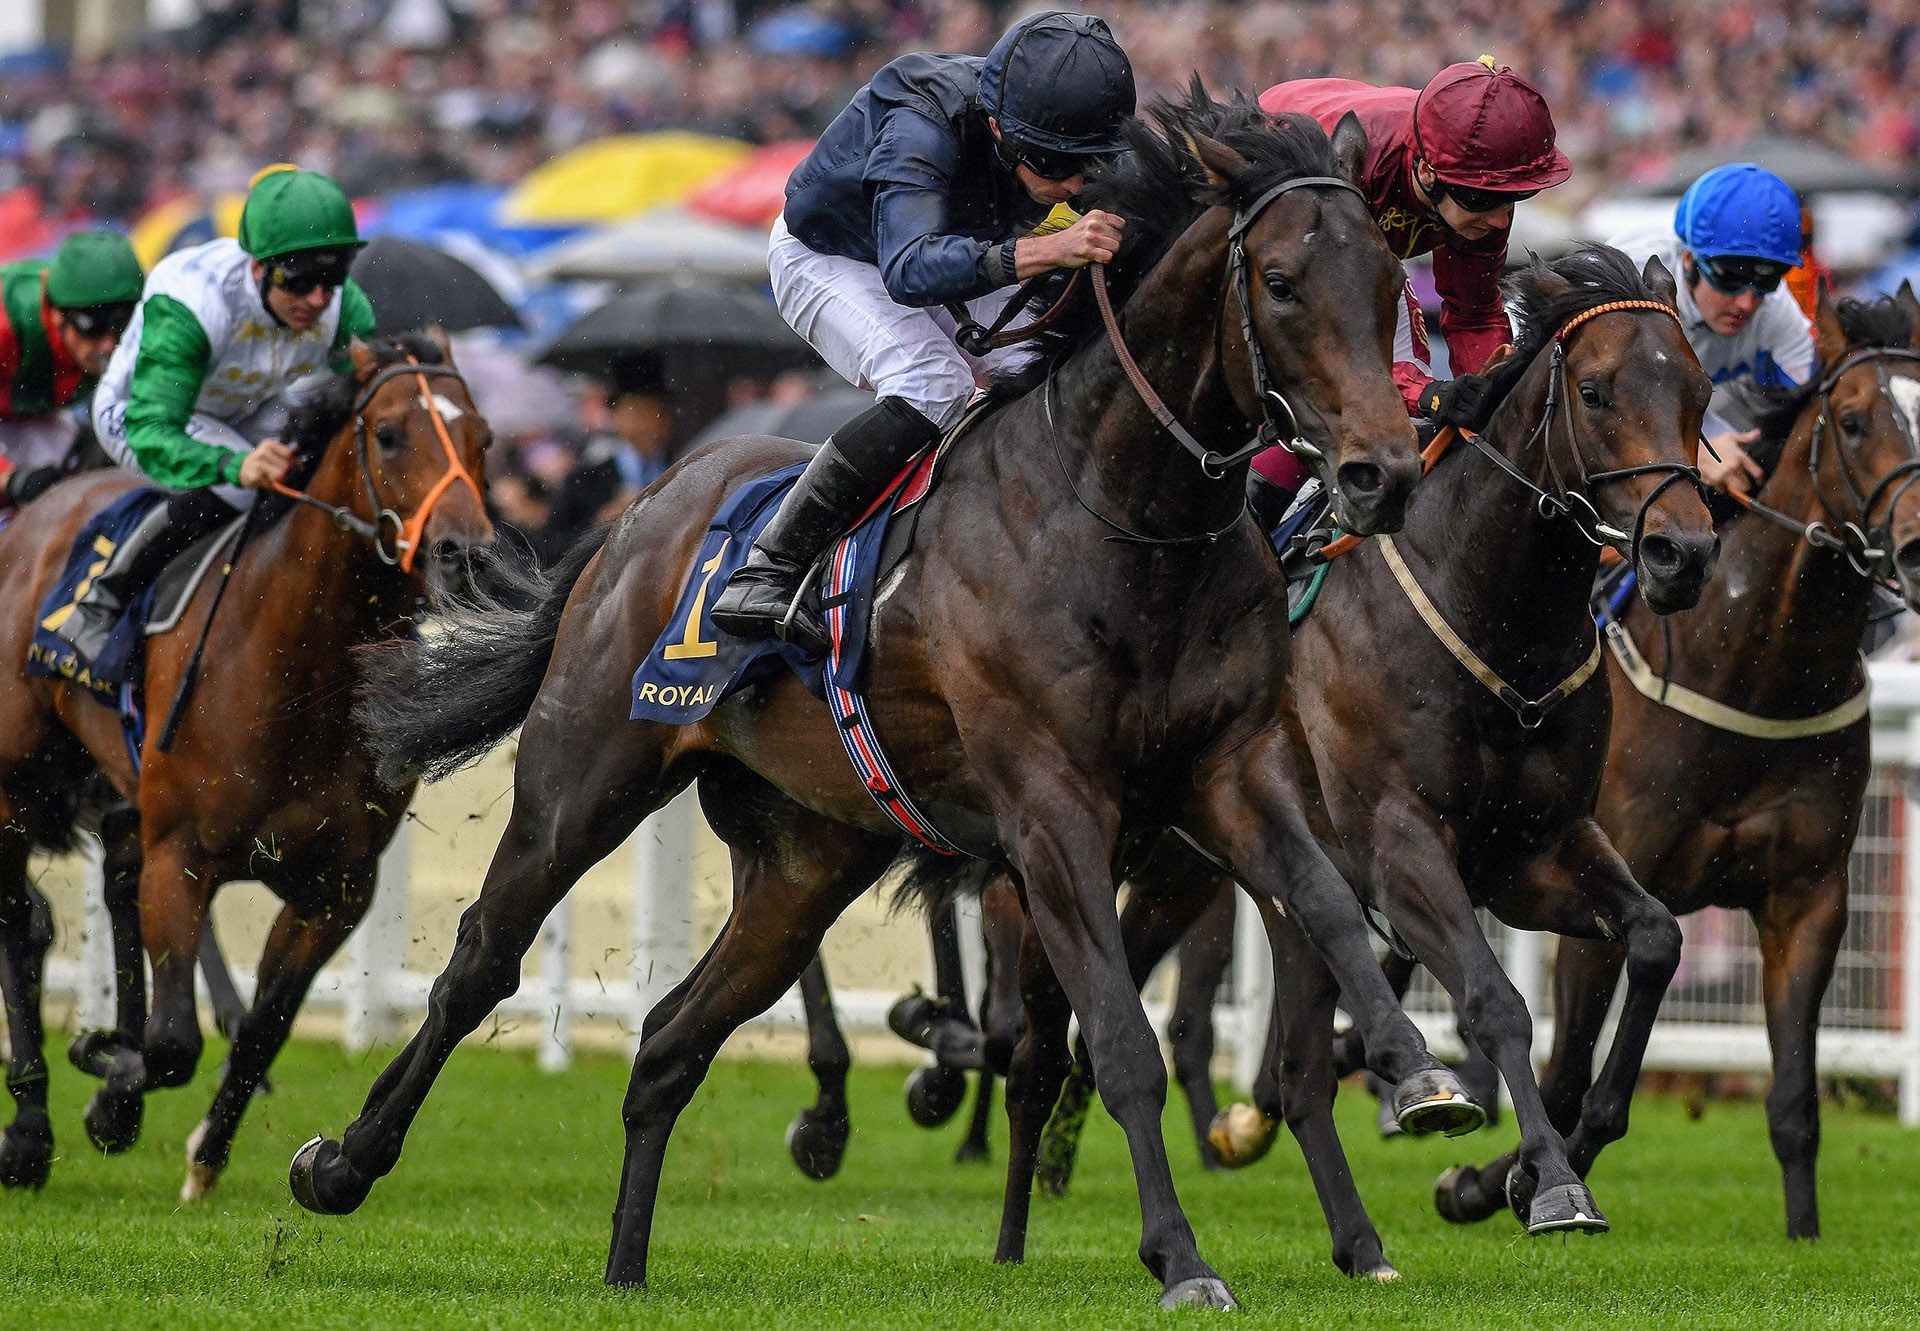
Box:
[1379,534,1601,729]
[1600,618,1870,739]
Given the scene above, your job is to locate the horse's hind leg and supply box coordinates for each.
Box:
[995,907,1073,1262]
[605,805,893,1287]
[0,825,54,1190]
[786,954,853,1181]
[1256,896,1394,1281]
[1755,872,1847,1239]
[74,802,149,1153]
[898,900,978,1128]
[183,866,373,1201]
[1168,881,1235,1170]
[957,888,1025,1165]
[290,728,675,1217]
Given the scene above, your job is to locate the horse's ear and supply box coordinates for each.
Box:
[347,338,381,377]
[1813,280,1849,365]
[1640,254,1679,309]
[1479,342,1519,375]
[1185,130,1252,188]
[1330,112,1369,189]
[422,323,456,365]
[1895,280,1920,349]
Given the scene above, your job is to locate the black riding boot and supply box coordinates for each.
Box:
[53,488,240,661]
[710,397,941,654]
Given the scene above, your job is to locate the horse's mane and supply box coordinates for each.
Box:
[994,78,1345,397]
[263,331,449,521]
[1479,246,1666,418]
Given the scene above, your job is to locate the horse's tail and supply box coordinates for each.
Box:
[888,844,1003,919]
[354,528,611,787]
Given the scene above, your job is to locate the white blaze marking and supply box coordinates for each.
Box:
[426,393,465,421]
[1889,376,1920,443]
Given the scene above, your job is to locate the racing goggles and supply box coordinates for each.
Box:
[999,138,1093,183]
[61,301,135,339]
[1694,253,1791,297]
[266,248,355,297]
[1435,180,1539,215]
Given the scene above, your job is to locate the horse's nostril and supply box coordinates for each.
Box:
[1897,540,1920,573]
[1336,461,1385,502]
[1639,533,1683,574]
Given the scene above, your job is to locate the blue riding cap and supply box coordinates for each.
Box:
[979,11,1135,156]
[1673,164,1803,268]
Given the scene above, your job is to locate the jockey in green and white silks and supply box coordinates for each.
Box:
[55,165,376,659]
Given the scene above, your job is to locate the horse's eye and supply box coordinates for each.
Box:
[1840,411,1865,438]
[1578,383,1606,410]
[1265,274,1295,303]
[375,421,402,452]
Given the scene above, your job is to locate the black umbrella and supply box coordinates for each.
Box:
[687,383,873,449]
[1626,134,1914,198]
[536,275,818,377]
[350,236,523,336]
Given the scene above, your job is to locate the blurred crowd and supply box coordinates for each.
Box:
[7,0,1920,228]
[7,0,1920,560]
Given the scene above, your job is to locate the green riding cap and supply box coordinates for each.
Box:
[46,230,143,309]
[236,166,365,262]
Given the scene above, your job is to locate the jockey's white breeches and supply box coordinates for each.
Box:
[93,396,276,509]
[769,215,1040,431]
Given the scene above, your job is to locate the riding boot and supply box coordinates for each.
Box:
[710,397,941,654]
[54,488,240,661]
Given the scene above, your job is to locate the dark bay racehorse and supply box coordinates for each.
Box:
[0,333,493,1198]
[1038,249,1720,1275]
[1437,287,1920,1239]
[287,91,1471,1310]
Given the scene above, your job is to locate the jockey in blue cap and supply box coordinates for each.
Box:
[711,11,1136,652]
[1612,163,1813,496]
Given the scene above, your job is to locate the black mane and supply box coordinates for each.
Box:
[1480,246,1666,415]
[994,79,1344,396]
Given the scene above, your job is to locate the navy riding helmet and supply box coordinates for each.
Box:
[980,12,1135,177]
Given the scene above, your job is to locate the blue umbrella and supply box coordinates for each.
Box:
[367,183,580,257]
[748,10,855,58]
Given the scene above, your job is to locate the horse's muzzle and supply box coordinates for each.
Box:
[1332,454,1422,537]
[1635,527,1718,615]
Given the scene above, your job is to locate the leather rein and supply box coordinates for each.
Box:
[268,358,483,574]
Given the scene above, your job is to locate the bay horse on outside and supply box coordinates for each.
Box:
[286,91,1473,1311]
[1436,287,1920,1239]
[0,332,493,1198]
[1038,248,1721,1276]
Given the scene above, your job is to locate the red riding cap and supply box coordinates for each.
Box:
[1412,59,1572,192]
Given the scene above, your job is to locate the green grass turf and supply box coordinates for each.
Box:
[3,1038,1917,1329]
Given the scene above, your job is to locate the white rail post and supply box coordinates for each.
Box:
[631,791,696,1051]
[1901,714,1920,1127]
[1231,889,1271,1093]
[1503,925,1547,1069]
[345,820,412,1054]
[75,834,114,1032]
[537,894,574,1072]
[954,894,986,1015]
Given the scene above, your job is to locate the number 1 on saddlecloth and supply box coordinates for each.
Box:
[662,538,729,661]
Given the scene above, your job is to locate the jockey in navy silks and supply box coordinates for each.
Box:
[710,11,1137,653]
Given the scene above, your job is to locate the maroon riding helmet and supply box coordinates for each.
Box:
[1412,57,1572,195]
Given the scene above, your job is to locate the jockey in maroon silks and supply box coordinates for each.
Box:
[1252,58,1571,512]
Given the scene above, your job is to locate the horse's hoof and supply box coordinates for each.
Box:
[0,1124,52,1190]
[886,992,943,1049]
[1526,1182,1609,1235]
[181,1161,221,1202]
[1356,1261,1400,1284]
[953,1136,990,1164]
[288,1136,368,1216]
[1433,1163,1500,1225]
[1208,1102,1278,1169]
[1392,1068,1486,1138]
[904,1065,967,1129]
[1158,1276,1240,1311]
[83,1087,144,1155]
[784,1110,850,1181]
[1505,1162,1537,1225]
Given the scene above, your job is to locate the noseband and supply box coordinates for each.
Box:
[1462,298,1703,569]
[271,359,484,573]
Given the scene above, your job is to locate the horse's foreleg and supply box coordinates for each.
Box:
[0,829,54,1190]
[1505,823,1682,1202]
[1168,881,1234,1170]
[1436,932,1622,1226]
[1189,747,1460,1114]
[786,954,852,1181]
[1006,795,1233,1310]
[1757,873,1847,1240]
[136,836,209,1092]
[995,914,1072,1261]
[290,731,668,1219]
[1256,895,1394,1281]
[184,870,372,1201]
[74,802,150,1154]
[958,878,1027,1166]
[198,917,250,1042]
[605,809,890,1287]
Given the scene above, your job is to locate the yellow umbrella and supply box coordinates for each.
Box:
[500,133,750,226]
[129,193,246,269]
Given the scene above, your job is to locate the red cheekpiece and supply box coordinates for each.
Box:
[1413,61,1572,192]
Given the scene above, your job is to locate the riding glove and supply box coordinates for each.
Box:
[1417,373,1497,431]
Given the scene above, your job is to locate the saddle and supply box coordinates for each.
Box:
[146,517,245,636]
